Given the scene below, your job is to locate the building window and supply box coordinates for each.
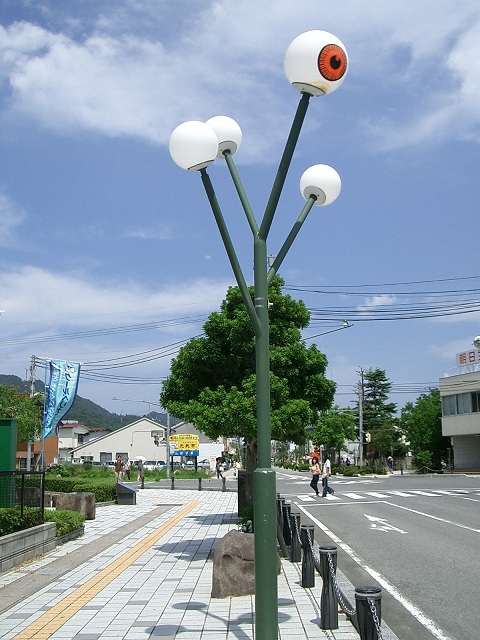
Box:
[472,392,480,413]
[456,393,471,415]
[442,395,456,416]
[77,434,84,444]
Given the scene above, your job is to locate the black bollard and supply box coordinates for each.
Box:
[282,502,292,546]
[300,524,315,588]
[355,587,382,640]
[289,512,301,563]
[222,477,226,492]
[198,477,202,491]
[171,476,175,490]
[319,546,338,630]
[277,497,285,532]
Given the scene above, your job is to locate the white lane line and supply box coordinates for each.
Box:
[410,490,441,497]
[296,504,454,640]
[386,501,480,533]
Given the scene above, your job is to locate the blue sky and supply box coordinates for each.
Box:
[1,0,480,416]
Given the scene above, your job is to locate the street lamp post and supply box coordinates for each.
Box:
[169,30,348,639]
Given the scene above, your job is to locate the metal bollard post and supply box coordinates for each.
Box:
[277,497,285,530]
[141,476,144,489]
[198,477,202,491]
[319,546,338,630]
[289,512,301,563]
[171,476,175,490]
[300,524,315,588]
[355,587,382,640]
[222,477,226,492]
[282,502,292,546]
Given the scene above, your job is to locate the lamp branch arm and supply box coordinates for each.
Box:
[224,152,259,235]
[259,91,311,240]
[200,169,261,335]
[267,195,316,284]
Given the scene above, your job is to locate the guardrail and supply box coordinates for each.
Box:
[0,470,45,518]
[277,494,383,640]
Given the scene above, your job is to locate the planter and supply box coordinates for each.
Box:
[0,523,56,573]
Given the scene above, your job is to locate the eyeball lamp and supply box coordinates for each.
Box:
[169,121,219,170]
[300,164,341,205]
[284,30,348,96]
[205,116,242,158]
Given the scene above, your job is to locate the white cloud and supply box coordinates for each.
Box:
[357,295,398,312]
[0,265,231,329]
[2,2,480,155]
[0,191,26,247]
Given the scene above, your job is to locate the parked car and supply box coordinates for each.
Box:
[197,459,212,469]
[143,460,164,471]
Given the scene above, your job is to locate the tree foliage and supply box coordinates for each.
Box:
[310,406,356,458]
[0,385,42,442]
[401,388,450,471]
[160,276,336,451]
[357,368,404,460]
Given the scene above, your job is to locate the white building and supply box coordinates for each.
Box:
[70,417,225,465]
[440,347,480,469]
[58,421,110,462]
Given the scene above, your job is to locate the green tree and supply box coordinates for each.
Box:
[0,385,42,442]
[311,406,356,460]
[358,368,401,465]
[401,388,450,472]
[160,276,336,499]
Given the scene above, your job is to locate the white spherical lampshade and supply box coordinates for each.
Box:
[473,336,480,349]
[169,121,219,170]
[284,30,348,96]
[299,164,341,205]
[205,116,242,158]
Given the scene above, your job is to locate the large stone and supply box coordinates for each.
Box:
[211,529,281,598]
[53,492,96,520]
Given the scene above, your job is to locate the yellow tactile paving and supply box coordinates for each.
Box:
[12,501,200,640]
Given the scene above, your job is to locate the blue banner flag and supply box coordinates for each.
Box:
[42,361,81,439]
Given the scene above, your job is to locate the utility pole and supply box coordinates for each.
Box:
[357,368,364,467]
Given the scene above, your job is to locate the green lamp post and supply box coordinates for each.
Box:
[169,29,348,640]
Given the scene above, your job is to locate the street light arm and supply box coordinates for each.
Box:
[259,91,311,240]
[267,194,317,284]
[200,168,261,336]
[223,152,259,235]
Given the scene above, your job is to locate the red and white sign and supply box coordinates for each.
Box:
[456,349,480,367]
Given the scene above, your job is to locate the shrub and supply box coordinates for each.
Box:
[0,508,43,536]
[44,510,85,537]
[44,477,117,502]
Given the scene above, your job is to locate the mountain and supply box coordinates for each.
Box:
[0,374,142,429]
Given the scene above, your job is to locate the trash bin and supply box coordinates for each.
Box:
[116,482,137,505]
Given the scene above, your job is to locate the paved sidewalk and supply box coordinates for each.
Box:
[0,486,377,639]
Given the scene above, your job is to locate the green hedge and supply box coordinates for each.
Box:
[0,508,43,536]
[44,509,86,537]
[44,477,117,502]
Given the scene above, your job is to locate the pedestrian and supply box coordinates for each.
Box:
[309,456,321,496]
[321,453,334,497]
[114,456,123,482]
[137,459,144,482]
[123,458,131,481]
[216,458,224,479]
[387,455,394,474]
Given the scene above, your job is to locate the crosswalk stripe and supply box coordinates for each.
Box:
[342,492,366,500]
[365,492,389,498]
[410,490,440,496]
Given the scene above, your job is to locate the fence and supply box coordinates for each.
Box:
[277,494,383,640]
[0,470,45,521]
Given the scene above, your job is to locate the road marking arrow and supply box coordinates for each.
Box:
[364,514,408,534]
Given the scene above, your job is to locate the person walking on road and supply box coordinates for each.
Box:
[309,456,321,496]
[216,458,224,479]
[387,455,394,474]
[321,453,334,497]
[114,456,124,483]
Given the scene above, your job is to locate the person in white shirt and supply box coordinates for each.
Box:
[321,454,334,497]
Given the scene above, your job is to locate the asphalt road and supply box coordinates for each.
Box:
[275,470,480,640]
